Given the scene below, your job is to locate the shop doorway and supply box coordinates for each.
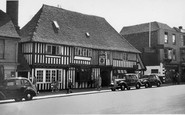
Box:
[100,69,110,87]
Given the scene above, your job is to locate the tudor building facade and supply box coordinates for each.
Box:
[20,5,145,91]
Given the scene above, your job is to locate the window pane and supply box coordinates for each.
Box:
[52,46,56,55]
[0,39,5,58]
[37,70,43,82]
[173,49,176,61]
[7,81,15,86]
[164,49,168,59]
[168,49,172,59]
[15,80,21,85]
[52,70,56,81]
[151,69,158,73]
[58,70,61,82]
[46,70,51,82]
[164,32,168,43]
[172,34,176,45]
[47,45,52,54]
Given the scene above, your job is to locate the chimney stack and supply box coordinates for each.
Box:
[6,0,19,27]
[179,26,183,30]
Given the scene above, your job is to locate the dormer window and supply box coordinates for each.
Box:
[85,32,90,37]
[53,21,60,29]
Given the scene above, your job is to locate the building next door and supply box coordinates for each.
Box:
[100,68,111,87]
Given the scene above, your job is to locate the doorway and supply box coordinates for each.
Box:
[100,69,110,87]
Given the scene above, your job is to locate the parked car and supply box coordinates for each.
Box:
[158,76,166,83]
[139,74,162,88]
[0,77,37,101]
[109,73,142,91]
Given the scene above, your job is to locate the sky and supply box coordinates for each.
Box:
[0,0,185,32]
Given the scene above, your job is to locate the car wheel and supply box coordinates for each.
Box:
[111,88,116,91]
[15,98,22,102]
[127,87,130,90]
[157,82,161,87]
[145,83,149,88]
[136,83,140,89]
[25,92,33,101]
[121,85,125,90]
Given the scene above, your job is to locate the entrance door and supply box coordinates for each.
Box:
[100,69,110,87]
[0,65,4,83]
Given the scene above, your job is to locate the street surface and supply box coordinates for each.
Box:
[0,84,185,114]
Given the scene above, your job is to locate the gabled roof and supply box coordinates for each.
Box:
[120,21,175,35]
[21,4,139,53]
[0,10,19,38]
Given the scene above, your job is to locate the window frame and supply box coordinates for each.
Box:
[46,45,60,55]
[172,49,176,61]
[183,35,185,46]
[74,47,92,57]
[37,70,44,82]
[0,39,5,59]
[172,34,176,45]
[164,32,168,44]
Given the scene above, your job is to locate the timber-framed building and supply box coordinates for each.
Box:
[20,5,145,91]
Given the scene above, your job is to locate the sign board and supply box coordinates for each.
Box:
[99,55,106,65]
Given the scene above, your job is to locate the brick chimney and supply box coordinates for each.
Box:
[6,0,19,28]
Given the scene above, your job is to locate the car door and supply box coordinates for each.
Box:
[5,80,19,99]
[149,75,155,85]
[125,75,131,86]
[15,79,26,97]
[130,75,136,86]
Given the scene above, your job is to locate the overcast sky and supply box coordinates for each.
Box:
[1,0,185,32]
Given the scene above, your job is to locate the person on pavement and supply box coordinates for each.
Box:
[67,78,73,94]
[97,75,102,91]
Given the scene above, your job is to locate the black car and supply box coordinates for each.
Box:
[110,73,142,91]
[0,77,37,101]
[139,74,162,88]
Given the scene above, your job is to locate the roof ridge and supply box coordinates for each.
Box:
[42,4,105,20]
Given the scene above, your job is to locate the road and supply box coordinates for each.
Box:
[0,84,185,114]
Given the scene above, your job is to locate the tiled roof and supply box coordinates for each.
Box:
[0,10,19,38]
[20,4,139,53]
[120,21,175,35]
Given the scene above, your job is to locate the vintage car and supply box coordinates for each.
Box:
[109,73,143,91]
[0,77,37,101]
[139,74,162,88]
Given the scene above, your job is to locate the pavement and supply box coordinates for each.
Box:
[35,87,110,100]
[0,83,184,103]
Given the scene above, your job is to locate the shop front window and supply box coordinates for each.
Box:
[46,70,51,82]
[37,70,43,82]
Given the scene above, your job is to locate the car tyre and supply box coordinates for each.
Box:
[25,92,33,101]
[136,83,140,89]
[145,83,149,88]
[127,87,130,90]
[157,82,161,87]
[121,85,125,90]
[111,88,116,91]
